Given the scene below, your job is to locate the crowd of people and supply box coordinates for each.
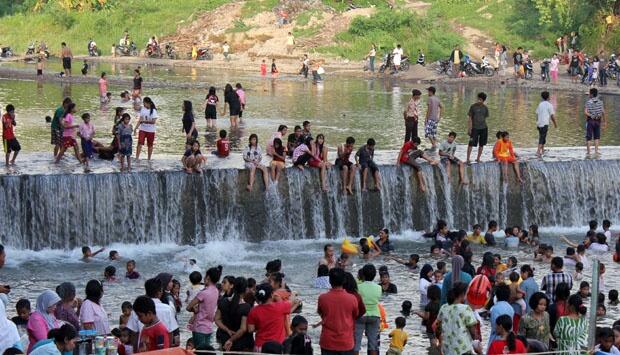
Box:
[0,218,619,355]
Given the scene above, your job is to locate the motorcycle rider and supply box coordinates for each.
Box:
[119,33,130,47]
[88,39,97,56]
[147,36,159,55]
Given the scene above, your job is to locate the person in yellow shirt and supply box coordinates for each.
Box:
[387,317,408,355]
[466,224,486,244]
[191,43,197,61]
[494,254,508,273]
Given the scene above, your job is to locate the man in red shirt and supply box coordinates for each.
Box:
[133,296,170,353]
[317,267,359,355]
[396,136,437,192]
[2,104,21,165]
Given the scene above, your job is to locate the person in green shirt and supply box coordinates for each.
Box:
[51,98,71,158]
[354,264,382,355]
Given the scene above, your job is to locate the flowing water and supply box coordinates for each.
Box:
[1,62,620,352]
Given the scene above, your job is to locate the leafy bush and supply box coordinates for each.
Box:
[323,9,463,61]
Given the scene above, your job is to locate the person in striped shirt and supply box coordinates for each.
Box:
[584,88,607,155]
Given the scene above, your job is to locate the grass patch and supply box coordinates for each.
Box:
[227,19,253,33]
[240,0,278,19]
[293,25,321,39]
[426,0,557,57]
[321,9,463,61]
[295,9,323,27]
[321,0,390,12]
[0,0,231,55]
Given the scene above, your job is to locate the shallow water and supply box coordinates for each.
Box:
[1,230,618,352]
[1,62,619,155]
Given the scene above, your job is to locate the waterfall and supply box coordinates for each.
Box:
[1,159,619,249]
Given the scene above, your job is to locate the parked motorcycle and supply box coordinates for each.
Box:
[540,59,550,82]
[195,47,213,60]
[416,51,425,66]
[436,59,453,76]
[1,46,13,58]
[464,60,494,76]
[145,44,162,58]
[524,59,533,80]
[379,53,410,73]
[116,42,138,57]
[87,40,99,57]
[164,43,176,59]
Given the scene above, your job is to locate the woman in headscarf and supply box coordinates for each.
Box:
[0,299,21,354]
[55,282,80,330]
[440,255,473,305]
[27,290,61,353]
[419,264,434,308]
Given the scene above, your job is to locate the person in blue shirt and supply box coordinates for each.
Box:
[440,255,473,305]
[489,284,514,347]
[519,264,539,312]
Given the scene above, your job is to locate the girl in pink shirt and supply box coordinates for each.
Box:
[98,72,108,103]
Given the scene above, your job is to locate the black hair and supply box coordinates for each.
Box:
[224,83,234,96]
[401,300,412,316]
[228,276,247,317]
[496,314,516,351]
[412,89,421,96]
[255,283,273,304]
[3,348,24,355]
[509,272,519,283]
[218,129,227,139]
[345,136,355,145]
[189,271,202,285]
[145,278,163,298]
[599,292,605,304]
[447,282,468,304]
[553,282,570,303]
[362,264,376,281]
[82,246,90,254]
[142,97,156,115]
[495,130,502,139]
[5,104,15,113]
[235,83,243,89]
[121,301,132,311]
[598,326,614,341]
[183,100,193,116]
[248,133,258,147]
[520,264,533,277]
[277,124,288,133]
[448,131,457,138]
[108,250,118,259]
[427,86,436,94]
[541,91,550,100]
[412,136,421,145]
[410,254,419,262]
[302,120,310,127]
[16,298,31,310]
[85,279,103,304]
[566,247,575,256]
[436,261,446,270]
[589,220,598,230]
[596,233,607,244]
[590,88,599,97]
[127,259,136,266]
[395,316,406,329]
[609,289,619,302]
[430,244,440,253]
[427,284,441,302]
[488,220,498,229]
[48,324,77,343]
[495,284,510,302]
[580,281,590,289]
[477,92,487,101]
[568,294,587,315]
[327,267,344,287]
[247,277,256,289]
[437,219,447,231]
[529,292,548,311]
[132,295,156,315]
[343,272,358,293]
[273,138,283,149]
[208,86,216,96]
[104,265,116,277]
[367,138,376,146]
[317,264,329,277]
[551,256,564,269]
[206,265,223,284]
[603,219,611,228]
[575,262,584,271]
[294,125,302,131]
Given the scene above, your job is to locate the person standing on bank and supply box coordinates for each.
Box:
[449,45,462,78]
[535,91,557,158]
[403,89,422,142]
[60,42,73,77]
[367,44,376,73]
[466,92,489,164]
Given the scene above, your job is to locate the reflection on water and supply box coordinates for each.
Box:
[1,62,618,156]
[0,232,618,351]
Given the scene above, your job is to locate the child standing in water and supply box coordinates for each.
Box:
[2,104,21,165]
[99,73,108,103]
[235,83,246,120]
[55,103,82,163]
[493,131,523,183]
[117,113,133,172]
[204,87,218,130]
[78,113,95,170]
[260,60,267,76]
